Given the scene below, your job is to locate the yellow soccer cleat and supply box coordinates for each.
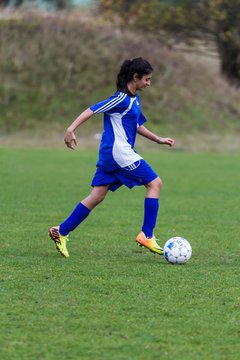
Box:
[136,231,163,255]
[49,226,69,258]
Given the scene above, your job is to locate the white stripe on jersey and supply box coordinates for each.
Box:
[128,163,136,170]
[94,93,127,114]
[111,97,142,168]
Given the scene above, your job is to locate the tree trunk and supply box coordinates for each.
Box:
[0,0,10,6]
[55,0,69,10]
[216,31,240,86]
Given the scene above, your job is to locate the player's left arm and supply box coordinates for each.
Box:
[137,125,175,147]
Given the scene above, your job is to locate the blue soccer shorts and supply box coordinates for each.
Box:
[91,159,158,192]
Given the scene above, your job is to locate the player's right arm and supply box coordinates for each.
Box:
[64,93,125,150]
[64,108,94,150]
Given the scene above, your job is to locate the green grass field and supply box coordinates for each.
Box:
[0,148,239,360]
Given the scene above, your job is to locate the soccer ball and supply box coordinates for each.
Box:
[164,237,192,264]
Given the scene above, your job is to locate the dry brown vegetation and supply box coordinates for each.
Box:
[0,9,240,150]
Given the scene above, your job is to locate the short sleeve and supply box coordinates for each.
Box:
[90,92,128,114]
[137,113,147,127]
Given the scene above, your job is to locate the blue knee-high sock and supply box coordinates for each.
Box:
[142,198,159,238]
[59,202,91,236]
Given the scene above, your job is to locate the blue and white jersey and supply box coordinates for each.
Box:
[90,91,147,171]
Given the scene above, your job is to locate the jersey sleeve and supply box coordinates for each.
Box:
[137,112,147,127]
[90,92,127,114]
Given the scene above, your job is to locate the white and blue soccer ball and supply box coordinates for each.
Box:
[164,237,192,264]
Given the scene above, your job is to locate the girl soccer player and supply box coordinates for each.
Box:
[49,57,175,257]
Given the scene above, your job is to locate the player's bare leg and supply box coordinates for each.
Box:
[81,185,110,210]
[49,186,109,257]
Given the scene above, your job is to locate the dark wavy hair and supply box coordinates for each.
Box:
[116,57,153,95]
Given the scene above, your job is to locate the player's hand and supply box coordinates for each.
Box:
[64,129,77,150]
[157,137,175,148]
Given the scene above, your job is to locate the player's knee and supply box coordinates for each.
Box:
[158,177,163,190]
[93,190,107,204]
[151,177,163,191]
[145,177,162,197]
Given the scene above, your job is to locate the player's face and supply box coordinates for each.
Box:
[135,73,152,91]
